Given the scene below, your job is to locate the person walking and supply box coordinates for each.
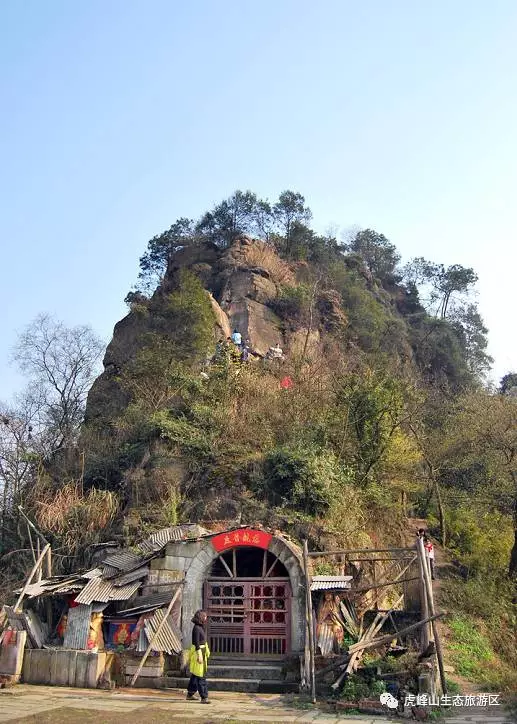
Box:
[423,535,436,580]
[186,610,210,703]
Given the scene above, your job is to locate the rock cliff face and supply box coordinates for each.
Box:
[86,236,327,423]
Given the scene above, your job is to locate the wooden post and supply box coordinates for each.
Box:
[416,542,430,650]
[14,543,50,611]
[129,587,181,687]
[417,537,447,694]
[45,547,53,631]
[36,539,42,582]
[302,540,316,704]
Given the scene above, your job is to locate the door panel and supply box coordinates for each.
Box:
[205,578,291,656]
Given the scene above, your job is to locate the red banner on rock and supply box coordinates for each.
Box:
[211,528,272,552]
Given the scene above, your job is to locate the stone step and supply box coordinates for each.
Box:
[209,657,284,665]
[208,664,283,680]
[162,676,300,694]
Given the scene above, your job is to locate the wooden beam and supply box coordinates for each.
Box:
[331,592,405,691]
[129,587,181,687]
[309,546,414,557]
[14,543,50,612]
[416,538,430,650]
[345,557,415,562]
[17,506,49,546]
[219,555,234,578]
[352,575,420,594]
[303,540,316,704]
[347,613,444,654]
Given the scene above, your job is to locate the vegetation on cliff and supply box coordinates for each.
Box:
[1,189,515,688]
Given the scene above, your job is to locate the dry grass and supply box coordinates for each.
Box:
[242,242,294,284]
[30,481,119,557]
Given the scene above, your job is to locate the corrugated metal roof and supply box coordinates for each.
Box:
[144,608,182,654]
[111,566,149,586]
[137,525,206,555]
[13,577,83,597]
[52,581,84,594]
[75,578,114,604]
[109,581,141,600]
[63,603,91,649]
[82,568,103,579]
[310,575,353,591]
[101,550,146,571]
[102,564,119,578]
[13,580,50,597]
[75,577,141,604]
[117,589,180,615]
[138,527,184,554]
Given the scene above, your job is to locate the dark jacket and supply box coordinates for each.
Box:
[192,623,206,650]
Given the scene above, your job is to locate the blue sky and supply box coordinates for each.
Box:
[1,0,516,400]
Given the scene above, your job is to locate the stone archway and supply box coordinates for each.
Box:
[181,529,305,653]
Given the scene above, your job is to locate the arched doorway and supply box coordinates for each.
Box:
[205,546,291,656]
[181,528,305,656]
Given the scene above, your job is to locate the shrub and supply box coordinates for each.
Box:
[271,284,312,325]
[258,447,353,516]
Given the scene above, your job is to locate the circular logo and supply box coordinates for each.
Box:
[379,692,398,709]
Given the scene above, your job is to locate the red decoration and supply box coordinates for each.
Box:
[211,528,272,552]
[280,376,293,390]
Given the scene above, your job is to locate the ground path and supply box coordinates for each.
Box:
[0,686,513,723]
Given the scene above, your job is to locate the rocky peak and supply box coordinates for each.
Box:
[85,237,344,423]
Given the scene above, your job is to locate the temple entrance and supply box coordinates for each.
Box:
[204,546,291,656]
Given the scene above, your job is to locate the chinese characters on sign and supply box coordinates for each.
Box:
[403,694,500,707]
[211,528,273,552]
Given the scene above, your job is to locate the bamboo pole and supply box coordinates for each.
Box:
[129,586,181,687]
[26,525,37,565]
[302,540,316,704]
[417,537,447,695]
[14,543,51,612]
[17,506,49,546]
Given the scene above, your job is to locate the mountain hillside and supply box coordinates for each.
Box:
[2,190,515,691]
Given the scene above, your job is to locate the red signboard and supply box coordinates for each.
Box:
[211,528,272,553]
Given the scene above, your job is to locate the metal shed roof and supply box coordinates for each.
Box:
[144,608,182,654]
[74,577,141,605]
[117,588,181,616]
[310,575,353,591]
[101,550,147,571]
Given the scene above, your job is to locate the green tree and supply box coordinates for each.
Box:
[347,229,400,281]
[273,190,312,256]
[500,372,517,395]
[450,304,492,379]
[445,392,517,576]
[403,257,478,319]
[137,217,195,293]
[196,190,260,247]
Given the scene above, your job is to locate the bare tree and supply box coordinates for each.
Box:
[0,396,41,550]
[12,314,104,453]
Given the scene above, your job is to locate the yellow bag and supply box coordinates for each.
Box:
[188,643,210,677]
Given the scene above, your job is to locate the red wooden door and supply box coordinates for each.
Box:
[205,579,291,656]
